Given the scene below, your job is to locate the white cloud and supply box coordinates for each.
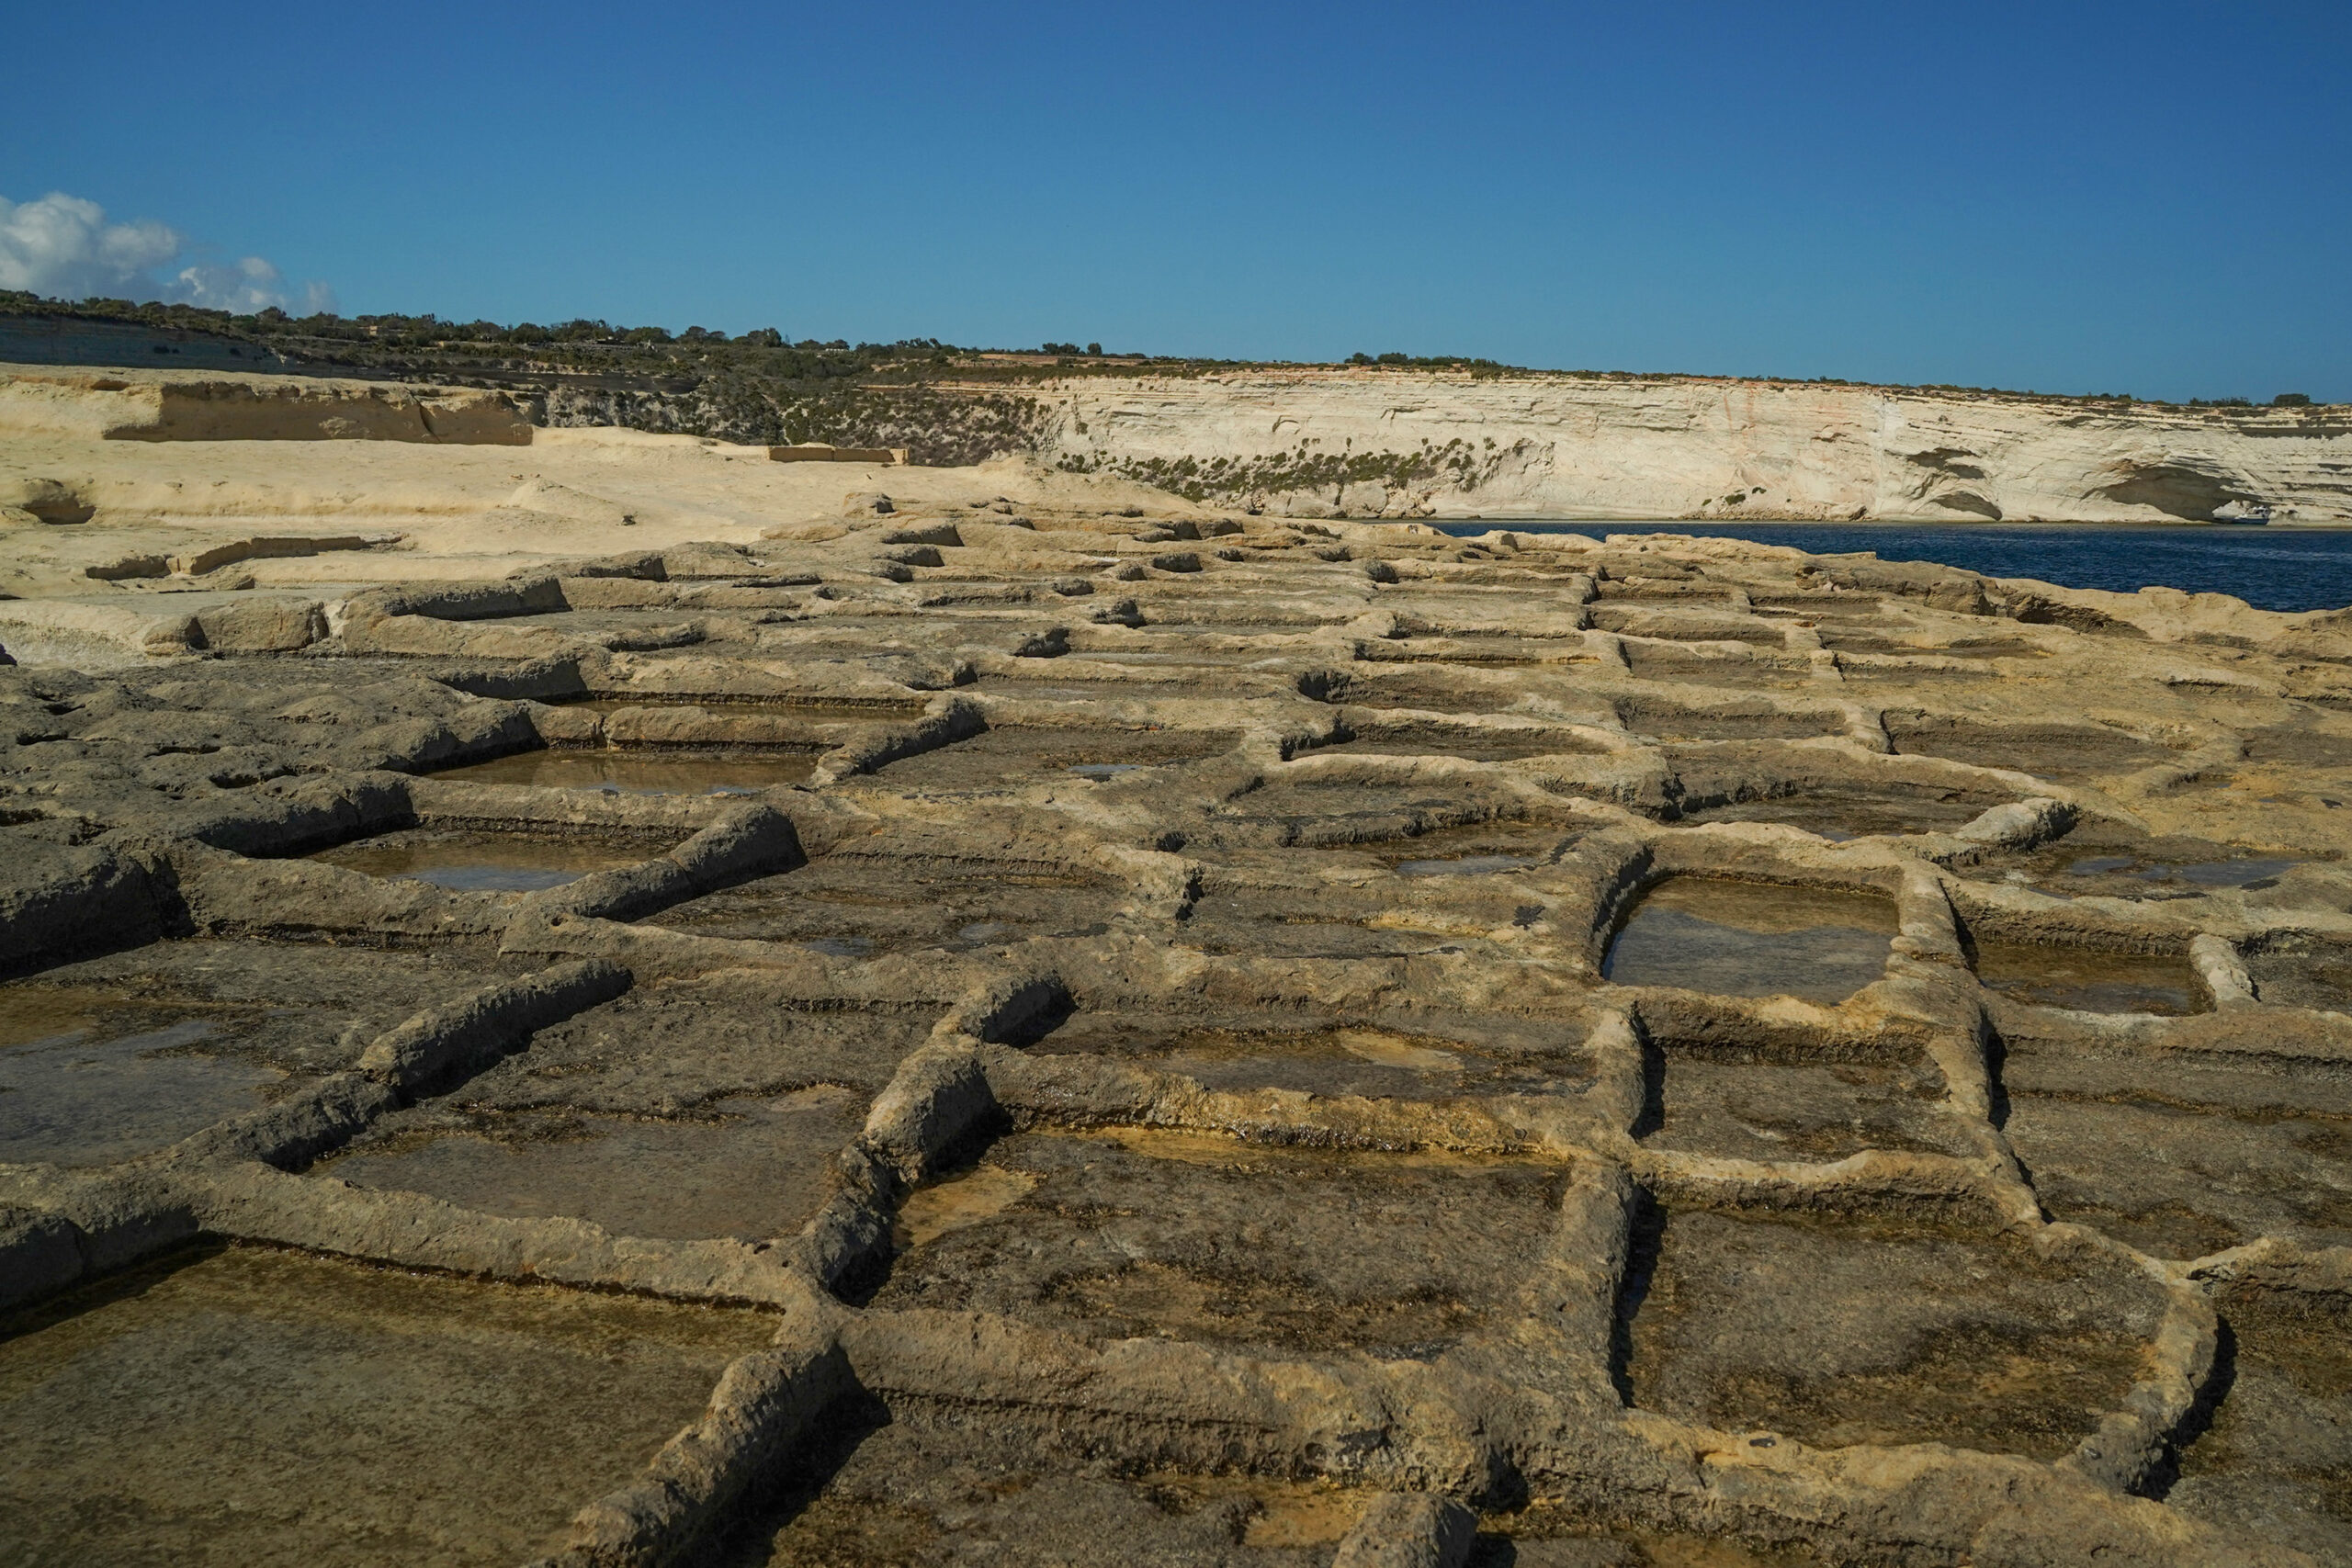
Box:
[174,255,334,315]
[0,190,333,314]
[0,192,178,298]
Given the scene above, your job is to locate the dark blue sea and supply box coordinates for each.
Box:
[1426,523,2352,615]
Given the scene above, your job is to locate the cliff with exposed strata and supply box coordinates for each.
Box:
[1026,369,2352,524]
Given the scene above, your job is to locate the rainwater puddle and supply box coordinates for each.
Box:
[309,831,647,894]
[320,1088,865,1242]
[1605,878,1897,1002]
[2058,854,2299,889]
[0,1244,770,1567]
[430,749,816,794]
[1395,853,1532,876]
[1973,942,2205,1015]
[0,1011,286,1166]
[801,935,875,958]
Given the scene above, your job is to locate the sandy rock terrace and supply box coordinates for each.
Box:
[4,428,2352,1564]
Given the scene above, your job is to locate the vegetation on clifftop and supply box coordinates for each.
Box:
[1057,437,1499,504]
[6,290,2330,410]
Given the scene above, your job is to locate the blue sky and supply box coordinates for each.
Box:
[4,1,2346,400]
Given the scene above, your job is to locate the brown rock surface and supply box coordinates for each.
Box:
[2,407,2348,1566]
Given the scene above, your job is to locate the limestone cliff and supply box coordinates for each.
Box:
[9,358,2346,525]
[1027,368,2352,523]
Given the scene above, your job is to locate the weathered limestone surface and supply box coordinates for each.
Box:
[6,362,2347,538]
[4,442,2351,1565]
[1035,368,2352,522]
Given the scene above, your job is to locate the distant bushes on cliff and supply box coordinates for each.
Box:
[1348,350,1505,370]
[538,378,1051,466]
[0,288,2333,422]
[0,289,968,383]
[1058,434,1493,505]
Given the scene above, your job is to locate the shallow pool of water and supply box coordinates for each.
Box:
[1605,877,1898,1001]
[800,935,876,957]
[1394,853,1532,876]
[2061,854,2300,889]
[1973,942,2205,1015]
[309,832,647,894]
[0,1014,286,1165]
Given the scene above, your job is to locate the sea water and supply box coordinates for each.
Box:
[1431,522,2352,614]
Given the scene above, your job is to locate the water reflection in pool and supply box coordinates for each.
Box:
[1606,877,1898,1002]
[309,831,648,894]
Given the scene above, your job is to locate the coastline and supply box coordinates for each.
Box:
[1419,518,2352,613]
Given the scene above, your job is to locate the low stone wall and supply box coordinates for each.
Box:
[768,444,907,464]
[0,365,533,444]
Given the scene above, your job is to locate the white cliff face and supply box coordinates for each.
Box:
[1031,369,2352,523]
